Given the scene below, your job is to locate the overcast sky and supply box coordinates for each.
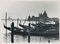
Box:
[0,1,59,19]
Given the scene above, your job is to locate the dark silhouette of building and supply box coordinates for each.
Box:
[27,11,48,22]
[27,10,59,23]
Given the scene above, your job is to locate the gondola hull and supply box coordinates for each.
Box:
[8,28,59,36]
[4,25,59,36]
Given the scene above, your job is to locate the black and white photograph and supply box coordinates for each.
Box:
[0,0,60,44]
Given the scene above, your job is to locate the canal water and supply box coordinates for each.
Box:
[0,20,59,44]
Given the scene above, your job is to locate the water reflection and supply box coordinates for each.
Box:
[3,32,59,43]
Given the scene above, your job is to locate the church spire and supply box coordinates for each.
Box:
[43,10,48,23]
[28,14,31,21]
[43,10,47,17]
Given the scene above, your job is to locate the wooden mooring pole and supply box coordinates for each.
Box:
[11,22,14,43]
[17,18,19,27]
[5,12,7,40]
[28,23,30,43]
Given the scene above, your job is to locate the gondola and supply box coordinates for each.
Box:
[4,23,59,36]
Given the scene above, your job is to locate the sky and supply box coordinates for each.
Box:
[0,1,59,19]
